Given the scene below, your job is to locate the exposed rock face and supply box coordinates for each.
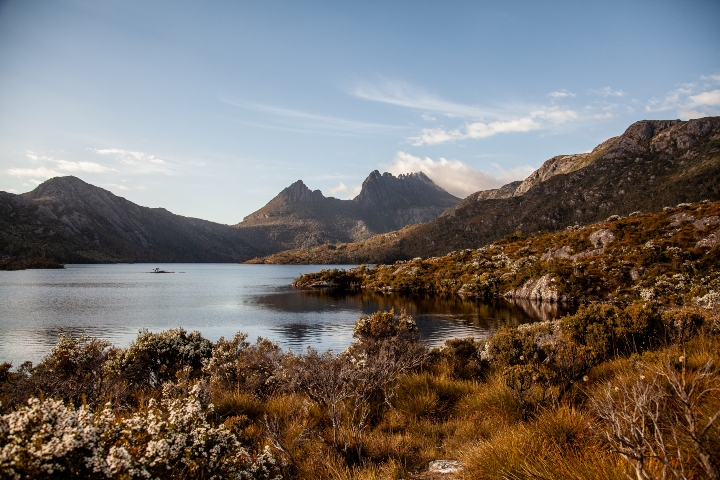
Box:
[237,171,460,252]
[504,275,569,303]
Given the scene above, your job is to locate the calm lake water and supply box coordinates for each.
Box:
[0,264,574,366]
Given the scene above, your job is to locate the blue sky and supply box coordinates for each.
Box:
[1,0,719,224]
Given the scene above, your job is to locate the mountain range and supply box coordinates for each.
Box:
[0,170,458,267]
[3,116,719,268]
[252,116,720,264]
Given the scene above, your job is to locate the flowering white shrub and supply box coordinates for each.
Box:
[694,290,720,311]
[0,381,281,480]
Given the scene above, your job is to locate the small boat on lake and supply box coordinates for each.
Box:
[150,267,174,273]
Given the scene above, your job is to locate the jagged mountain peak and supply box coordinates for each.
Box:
[353,170,458,208]
[276,180,326,204]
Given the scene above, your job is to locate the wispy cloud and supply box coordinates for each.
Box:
[105,183,130,191]
[589,87,626,97]
[409,107,578,146]
[548,89,575,99]
[6,152,115,182]
[225,99,404,136]
[646,74,720,119]
[92,148,175,174]
[7,166,62,178]
[351,80,585,145]
[350,80,502,118]
[384,151,534,198]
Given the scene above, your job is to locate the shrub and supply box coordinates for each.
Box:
[0,380,282,480]
[104,328,213,389]
[204,334,285,398]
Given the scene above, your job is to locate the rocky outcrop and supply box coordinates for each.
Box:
[504,275,570,303]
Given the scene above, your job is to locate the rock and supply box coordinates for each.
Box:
[504,274,569,303]
[670,212,695,227]
[411,460,465,479]
[694,216,720,230]
[589,228,615,248]
[696,230,720,249]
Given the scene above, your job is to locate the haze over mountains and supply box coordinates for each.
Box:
[0,170,459,266]
[2,116,719,268]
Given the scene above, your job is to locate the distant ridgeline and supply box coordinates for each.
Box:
[0,170,458,267]
[250,117,720,264]
[2,117,720,268]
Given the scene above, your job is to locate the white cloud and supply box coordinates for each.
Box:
[6,153,115,183]
[421,114,436,121]
[532,107,579,123]
[687,89,720,108]
[92,148,174,174]
[409,108,577,146]
[7,167,61,178]
[384,152,534,198]
[548,90,575,99]
[326,182,362,199]
[105,183,130,191]
[54,160,114,173]
[646,76,720,119]
[589,87,626,97]
[466,117,541,138]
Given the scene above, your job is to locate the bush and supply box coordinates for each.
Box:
[0,381,281,480]
[561,302,663,362]
[204,334,285,398]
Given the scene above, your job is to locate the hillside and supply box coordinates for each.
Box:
[250,117,720,264]
[292,198,720,307]
[235,170,460,251]
[0,176,262,266]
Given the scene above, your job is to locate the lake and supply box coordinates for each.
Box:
[0,264,574,366]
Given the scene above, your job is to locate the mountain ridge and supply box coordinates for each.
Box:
[250,116,720,264]
[0,170,460,266]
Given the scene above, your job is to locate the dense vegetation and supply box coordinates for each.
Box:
[293,200,720,307]
[1,300,718,479]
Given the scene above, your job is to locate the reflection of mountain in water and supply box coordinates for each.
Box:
[250,289,576,347]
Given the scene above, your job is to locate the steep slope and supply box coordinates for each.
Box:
[250,117,720,264]
[1,176,261,265]
[235,171,460,251]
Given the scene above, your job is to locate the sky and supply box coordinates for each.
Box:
[1,0,719,224]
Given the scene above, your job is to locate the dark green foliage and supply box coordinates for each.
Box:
[437,337,488,380]
[561,302,663,362]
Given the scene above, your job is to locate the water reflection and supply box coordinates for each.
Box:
[0,264,576,365]
[252,288,576,347]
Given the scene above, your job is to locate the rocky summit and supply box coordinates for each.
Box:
[252,116,720,264]
[235,170,460,252]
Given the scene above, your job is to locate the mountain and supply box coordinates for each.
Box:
[0,170,459,267]
[250,116,720,264]
[0,176,261,266]
[235,171,460,252]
